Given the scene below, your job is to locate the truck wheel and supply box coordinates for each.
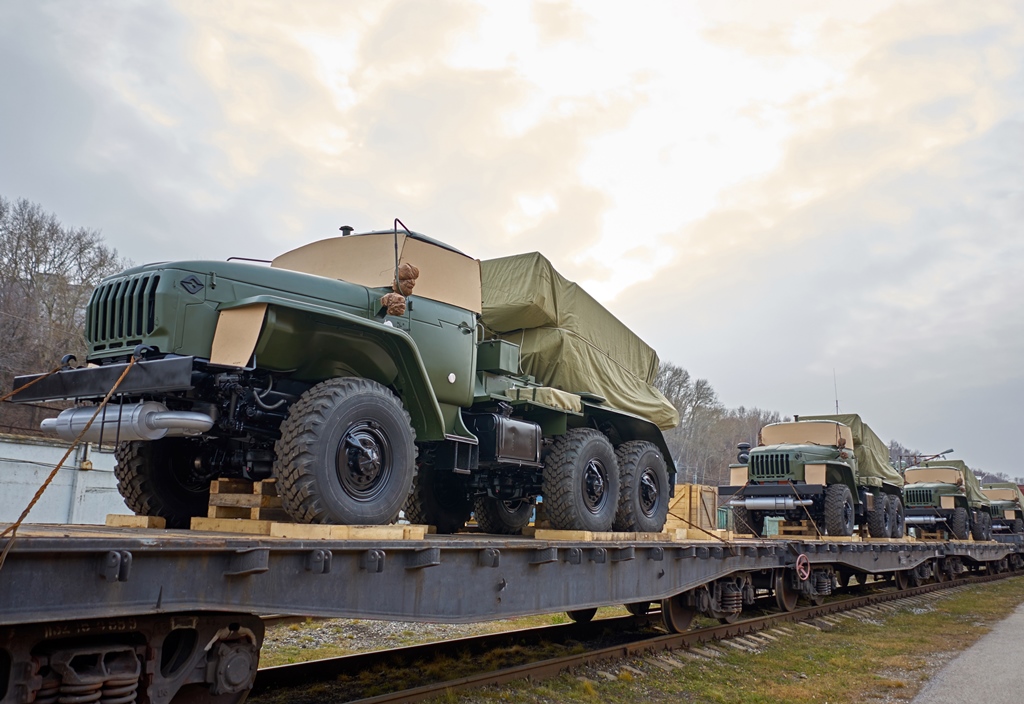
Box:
[612,441,669,532]
[404,466,472,534]
[971,511,988,541]
[543,428,620,532]
[114,439,208,529]
[867,494,892,538]
[949,507,969,539]
[274,378,416,525]
[1012,519,1024,534]
[731,504,764,537]
[824,484,855,536]
[888,496,905,539]
[474,496,533,535]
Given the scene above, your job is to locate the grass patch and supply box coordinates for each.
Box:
[458,576,1024,704]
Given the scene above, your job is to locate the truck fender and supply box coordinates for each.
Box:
[217,296,447,441]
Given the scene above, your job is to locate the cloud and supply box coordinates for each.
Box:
[614,0,1024,468]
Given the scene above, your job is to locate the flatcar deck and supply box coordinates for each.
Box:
[2,523,1019,626]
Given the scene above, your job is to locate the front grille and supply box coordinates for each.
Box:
[750,453,791,480]
[86,274,160,348]
[905,487,933,506]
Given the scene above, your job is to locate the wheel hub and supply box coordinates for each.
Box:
[639,469,660,517]
[337,422,391,501]
[583,460,607,513]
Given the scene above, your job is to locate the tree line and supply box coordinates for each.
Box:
[0,195,125,434]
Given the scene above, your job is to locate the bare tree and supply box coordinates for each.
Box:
[0,196,126,432]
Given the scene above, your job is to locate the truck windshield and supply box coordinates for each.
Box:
[760,421,853,448]
[982,488,1017,501]
[905,468,961,485]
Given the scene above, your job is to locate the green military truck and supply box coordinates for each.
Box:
[721,413,904,538]
[12,229,679,534]
[981,483,1024,534]
[903,459,992,540]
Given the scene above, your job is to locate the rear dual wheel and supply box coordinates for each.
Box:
[543,429,620,532]
[824,484,855,536]
[867,493,892,538]
[613,441,669,533]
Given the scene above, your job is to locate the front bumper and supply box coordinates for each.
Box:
[11,356,196,402]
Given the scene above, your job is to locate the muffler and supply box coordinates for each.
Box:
[730,496,814,511]
[41,402,214,444]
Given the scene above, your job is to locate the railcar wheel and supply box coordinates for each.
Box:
[867,494,892,538]
[949,507,969,540]
[612,441,669,532]
[774,570,799,612]
[625,601,651,617]
[824,484,855,536]
[888,496,906,539]
[731,504,764,538]
[274,378,416,525]
[115,438,209,529]
[543,429,620,532]
[895,570,910,590]
[404,463,472,534]
[567,608,597,623]
[473,496,533,535]
[661,594,696,632]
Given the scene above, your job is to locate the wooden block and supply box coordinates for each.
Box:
[190,517,275,535]
[106,514,166,529]
[403,525,430,540]
[533,529,595,541]
[252,507,291,522]
[254,480,278,496]
[269,523,346,539]
[670,528,688,540]
[209,494,282,509]
[342,525,418,540]
[208,505,252,519]
[210,478,253,494]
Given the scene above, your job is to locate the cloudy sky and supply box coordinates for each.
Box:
[1,1,1021,474]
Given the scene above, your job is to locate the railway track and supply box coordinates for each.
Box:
[250,570,1020,703]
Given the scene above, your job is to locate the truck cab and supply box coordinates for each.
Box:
[903,460,992,540]
[981,482,1024,534]
[720,414,904,538]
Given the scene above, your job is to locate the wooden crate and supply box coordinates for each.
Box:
[664,484,718,533]
[207,478,289,521]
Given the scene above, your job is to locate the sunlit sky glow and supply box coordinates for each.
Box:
[1,0,1021,472]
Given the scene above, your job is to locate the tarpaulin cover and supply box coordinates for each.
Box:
[800,413,904,487]
[923,459,988,505]
[480,252,679,430]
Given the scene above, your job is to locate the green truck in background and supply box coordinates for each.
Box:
[721,413,905,538]
[12,228,678,535]
[981,482,1024,534]
[903,459,992,540]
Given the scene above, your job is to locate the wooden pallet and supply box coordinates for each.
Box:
[189,517,432,539]
[206,478,290,521]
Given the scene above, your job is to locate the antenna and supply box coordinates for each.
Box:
[833,369,839,413]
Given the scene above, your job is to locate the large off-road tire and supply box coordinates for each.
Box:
[612,441,669,532]
[403,465,472,534]
[949,506,969,539]
[542,428,619,532]
[1011,518,1024,534]
[970,510,989,541]
[473,496,533,535]
[114,438,208,529]
[867,493,892,538]
[731,504,764,537]
[888,496,906,539]
[274,378,416,525]
[824,484,855,536]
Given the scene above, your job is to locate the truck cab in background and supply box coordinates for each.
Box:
[903,459,992,540]
[719,414,905,538]
[981,482,1024,534]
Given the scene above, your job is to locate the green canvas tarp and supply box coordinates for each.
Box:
[480,252,679,431]
[800,413,903,487]
[923,459,989,505]
[982,482,1024,508]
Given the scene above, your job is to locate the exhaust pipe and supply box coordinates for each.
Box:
[904,515,941,525]
[730,497,814,511]
[41,402,214,444]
